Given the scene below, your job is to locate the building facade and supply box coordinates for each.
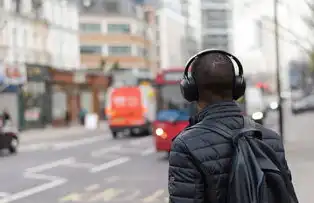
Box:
[78,0,157,73]
[0,0,81,129]
[233,0,312,90]
[201,0,232,51]
[156,0,201,70]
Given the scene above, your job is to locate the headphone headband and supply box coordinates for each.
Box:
[183,49,243,78]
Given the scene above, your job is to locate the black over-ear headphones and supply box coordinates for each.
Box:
[180,49,246,102]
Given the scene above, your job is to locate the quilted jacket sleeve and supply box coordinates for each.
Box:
[168,137,205,203]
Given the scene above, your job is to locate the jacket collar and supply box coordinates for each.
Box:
[189,101,242,126]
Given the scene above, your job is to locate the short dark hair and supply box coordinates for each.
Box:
[191,52,235,101]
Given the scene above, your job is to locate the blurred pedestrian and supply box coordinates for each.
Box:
[168,50,298,203]
[2,108,11,126]
[65,110,70,126]
[79,108,87,126]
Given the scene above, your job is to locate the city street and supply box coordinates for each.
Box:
[0,127,168,203]
[0,103,313,203]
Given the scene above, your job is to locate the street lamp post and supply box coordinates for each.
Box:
[274,0,284,139]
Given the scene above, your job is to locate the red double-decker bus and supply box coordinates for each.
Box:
[153,67,197,153]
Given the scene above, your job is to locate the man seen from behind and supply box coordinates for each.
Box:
[168,50,296,203]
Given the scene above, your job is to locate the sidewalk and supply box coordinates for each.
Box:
[286,143,313,203]
[283,111,314,203]
[20,121,109,143]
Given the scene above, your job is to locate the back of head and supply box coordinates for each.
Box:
[192,52,234,103]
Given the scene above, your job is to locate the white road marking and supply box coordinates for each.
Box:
[53,136,106,150]
[66,162,95,169]
[94,188,123,202]
[105,176,120,183]
[0,158,74,202]
[0,179,66,202]
[2,158,70,202]
[90,157,130,173]
[91,145,121,157]
[119,190,141,201]
[25,158,75,173]
[129,137,152,146]
[19,143,49,152]
[85,184,100,192]
[142,190,165,202]
[114,147,144,154]
[0,192,9,198]
[60,193,82,202]
[141,147,155,156]
[24,173,61,181]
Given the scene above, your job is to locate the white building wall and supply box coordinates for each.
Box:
[156,0,201,69]
[0,0,79,69]
[201,0,232,51]
[79,15,152,69]
[44,0,80,69]
[188,0,202,53]
[157,7,185,69]
[233,0,312,90]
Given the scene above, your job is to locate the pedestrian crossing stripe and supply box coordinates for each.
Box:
[60,193,82,202]
[88,188,124,202]
[59,188,169,202]
[142,190,164,202]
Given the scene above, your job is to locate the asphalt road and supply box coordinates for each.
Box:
[0,103,313,203]
[0,129,169,203]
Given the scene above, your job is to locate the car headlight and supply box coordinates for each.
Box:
[270,101,278,110]
[252,112,263,120]
[155,128,164,136]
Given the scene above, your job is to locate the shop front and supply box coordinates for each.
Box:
[49,68,74,126]
[86,72,110,120]
[21,64,52,129]
[49,68,110,126]
[0,63,27,130]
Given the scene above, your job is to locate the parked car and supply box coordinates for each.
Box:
[291,94,314,114]
[0,118,19,154]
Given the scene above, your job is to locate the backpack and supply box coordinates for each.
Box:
[206,116,299,203]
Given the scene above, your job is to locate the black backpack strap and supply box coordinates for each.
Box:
[193,121,233,141]
[240,116,263,140]
[193,116,262,145]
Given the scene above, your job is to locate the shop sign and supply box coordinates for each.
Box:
[0,63,27,85]
[74,72,86,83]
[26,65,50,80]
[24,108,41,121]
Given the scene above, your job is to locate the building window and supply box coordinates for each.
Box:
[203,9,228,21]
[137,46,148,57]
[32,0,43,18]
[104,1,119,13]
[108,45,131,55]
[155,15,159,26]
[79,23,101,33]
[107,24,130,33]
[204,20,228,29]
[13,0,21,13]
[80,45,102,54]
[202,34,229,50]
[256,20,263,48]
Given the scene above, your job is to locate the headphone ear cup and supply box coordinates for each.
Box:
[180,76,199,102]
[233,76,246,100]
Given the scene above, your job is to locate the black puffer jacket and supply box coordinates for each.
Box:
[168,101,291,203]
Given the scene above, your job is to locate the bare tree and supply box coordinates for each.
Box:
[303,0,314,74]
